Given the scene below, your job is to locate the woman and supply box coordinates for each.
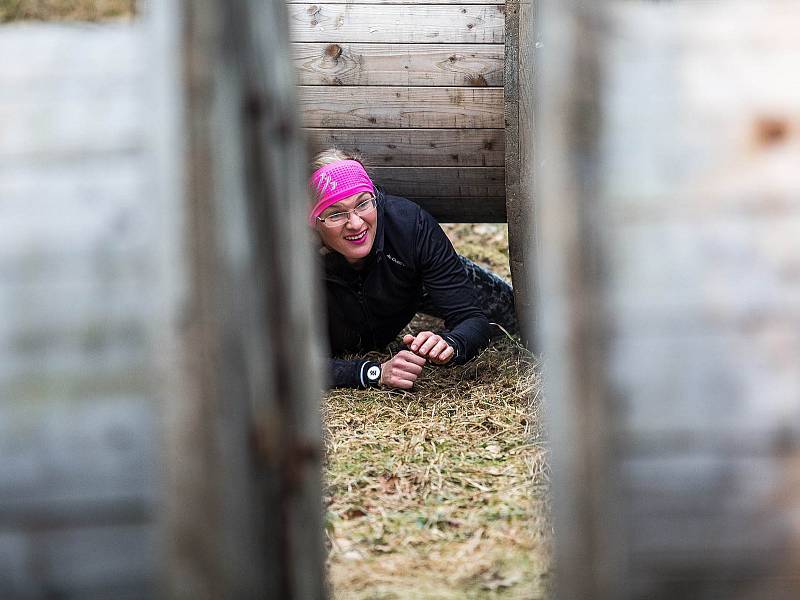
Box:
[310,149,517,390]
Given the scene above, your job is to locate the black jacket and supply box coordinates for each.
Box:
[323,190,490,388]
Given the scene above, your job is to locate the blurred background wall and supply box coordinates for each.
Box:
[536,1,800,599]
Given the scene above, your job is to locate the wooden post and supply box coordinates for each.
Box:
[0,24,159,598]
[157,0,326,597]
[506,0,537,347]
[537,1,800,598]
[0,3,326,597]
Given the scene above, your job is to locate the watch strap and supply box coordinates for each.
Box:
[360,360,382,388]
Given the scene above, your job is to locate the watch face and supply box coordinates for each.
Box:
[367,365,381,381]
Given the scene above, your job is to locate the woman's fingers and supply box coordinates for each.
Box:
[438,345,455,363]
[405,331,450,358]
[427,339,449,360]
[429,346,454,365]
[380,351,426,389]
[406,331,433,353]
[418,335,442,356]
[398,350,426,366]
[405,332,454,363]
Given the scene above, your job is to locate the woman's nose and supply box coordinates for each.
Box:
[345,211,364,227]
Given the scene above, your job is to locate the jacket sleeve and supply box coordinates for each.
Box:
[329,357,372,389]
[414,209,490,364]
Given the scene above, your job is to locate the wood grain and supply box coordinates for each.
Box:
[298,86,504,128]
[287,0,504,4]
[408,196,506,222]
[371,166,504,197]
[0,24,158,600]
[537,1,800,598]
[305,128,505,166]
[289,4,505,44]
[292,42,503,86]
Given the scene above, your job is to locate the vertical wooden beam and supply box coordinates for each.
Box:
[506,0,537,347]
[535,2,625,598]
[155,0,326,597]
[536,1,800,598]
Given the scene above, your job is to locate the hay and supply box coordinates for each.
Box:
[0,0,134,22]
[324,223,551,599]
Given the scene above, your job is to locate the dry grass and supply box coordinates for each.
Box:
[324,224,551,599]
[0,0,134,22]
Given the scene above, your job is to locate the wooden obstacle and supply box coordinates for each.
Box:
[537,1,800,598]
[0,1,327,597]
[289,0,536,343]
[289,0,509,224]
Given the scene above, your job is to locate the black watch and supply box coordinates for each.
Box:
[362,361,382,388]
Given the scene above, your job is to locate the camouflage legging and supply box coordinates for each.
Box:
[420,256,519,338]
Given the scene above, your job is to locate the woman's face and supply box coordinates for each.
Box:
[315,191,377,264]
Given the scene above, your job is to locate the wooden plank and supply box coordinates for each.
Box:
[371,166,504,197]
[298,86,504,128]
[507,0,536,346]
[0,26,143,161]
[292,42,503,86]
[535,2,625,599]
[288,0,504,4]
[288,4,505,44]
[622,456,783,518]
[0,397,157,509]
[610,328,800,439]
[33,525,156,598]
[0,23,160,600]
[408,196,506,223]
[305,128,505,166]
[538,0,800,598]
[165,0,327,597]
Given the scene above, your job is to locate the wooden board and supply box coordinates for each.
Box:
[504,0,535,345]
[371,166,504,197]
[288,0,504,4]
[408,196,506,223]
[292,42,503,86]
[298,86,504,128]
[0,23,159,599]
[168,0,328,597]
[537,1,800,598]
[288,4,505,44]
[305,128,505,166]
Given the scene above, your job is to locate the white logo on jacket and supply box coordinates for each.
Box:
[385,253,407,268]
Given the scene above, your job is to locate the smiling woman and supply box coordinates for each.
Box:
[309,148,518,390]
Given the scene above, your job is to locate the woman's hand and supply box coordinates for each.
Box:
[380,350,426,389]
[402,331,454,365]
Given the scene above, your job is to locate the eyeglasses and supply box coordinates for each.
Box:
[316,196,377,228]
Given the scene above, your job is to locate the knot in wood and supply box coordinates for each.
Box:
[325,43,343,60]
[755,117,790,146]
[468,74,488,87]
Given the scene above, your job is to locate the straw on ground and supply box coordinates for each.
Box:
[324,224,551,599]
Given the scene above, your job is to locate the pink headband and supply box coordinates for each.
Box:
[308,160,375,226]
